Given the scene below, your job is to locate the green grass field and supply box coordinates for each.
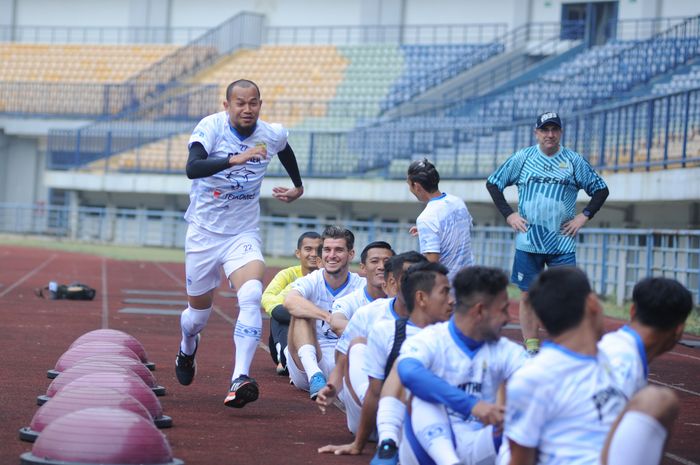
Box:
[4,234,698,335]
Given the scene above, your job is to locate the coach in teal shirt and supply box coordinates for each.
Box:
[485,111,609,354]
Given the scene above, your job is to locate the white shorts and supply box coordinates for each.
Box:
[185,223,263,296]
[285,345,336,392]
[400,422,497,465]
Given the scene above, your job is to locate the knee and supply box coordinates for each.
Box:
[237,280,263,308]
[271,305,291,324]
[628,386,679,429]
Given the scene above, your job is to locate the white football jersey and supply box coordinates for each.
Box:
[331,286,374,321]
[291,269,366,349]
[598,326,648,398]
[416,193,475,281]
[336,297,399,355]
[185,111,288,235]
[505,342,627,465]
[399,319,526,430]
[364,317,421,380]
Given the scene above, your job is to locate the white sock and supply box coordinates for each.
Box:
[347,343,369,402]
[411,397,460,465]
[276,343,282,362]
[607,411,667,465]
[180,305,211,354]
[298,344,321,381]
[377,395,406,444]
[231,280,263,380]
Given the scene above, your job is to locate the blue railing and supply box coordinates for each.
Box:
[344,86,700,178]
[45,85,700,176]
[1,202,698,304]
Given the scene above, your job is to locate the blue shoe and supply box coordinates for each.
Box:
[370,439,399,465]
[308,371,327,400]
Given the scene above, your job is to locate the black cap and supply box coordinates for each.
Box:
[535,112,562,129]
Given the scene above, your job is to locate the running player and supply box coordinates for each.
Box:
[486,112,609,354]
[505,267,679,465]
[330,241,395,336]
[397,266,526,465]
[407,158,475,282]
[175,79,304,409]
[263,231,321,375]
[284,225,365,399]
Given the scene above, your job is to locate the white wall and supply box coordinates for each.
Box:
[15,0,130,27]
[7,0,700,33]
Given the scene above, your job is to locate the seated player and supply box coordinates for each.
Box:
[262,231,321,375]
[599,276,693,398]
[398,266,527,465]
[329,241,394,336]
[316,256,438,456]
[505,267,682,465]
[284,225,365,399]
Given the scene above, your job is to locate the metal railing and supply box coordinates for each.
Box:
[263,23,507,45]
[1,202,698,303]
[0,25,208,45]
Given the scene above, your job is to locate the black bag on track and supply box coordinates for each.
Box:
[35,282,96,300]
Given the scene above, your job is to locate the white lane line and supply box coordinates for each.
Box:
[649,378,700,397]
[665,452,699,465]
[101,257,109,329]
[667,351,700,362]
[0,254,57,298]
[153,261,267,349]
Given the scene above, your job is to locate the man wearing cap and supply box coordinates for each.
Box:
[485,112,609,355]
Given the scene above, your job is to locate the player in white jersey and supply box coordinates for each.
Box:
[599,276,692,398]
[316,252,429,455]
[505,267,681,465]
[284,226,366,399]
[407,158,474,282]
[175,79,304,409]
[329,241,394,336]
[397,266,526,465]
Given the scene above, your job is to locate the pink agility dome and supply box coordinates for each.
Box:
[75,354,165,395]
[38,371,171,428]
[20,407,183,465]
[20,386,151,442]
[69,329,154,370]
[40,360,161,406]
[48,341,141,379]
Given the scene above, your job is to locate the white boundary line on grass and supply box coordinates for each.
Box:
[0,253,56,298]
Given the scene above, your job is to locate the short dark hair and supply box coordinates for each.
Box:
[407,158,440,193]
[384,251,427,283]
[296,231,321,250]
[527,267,592,336]
[321,225,354,251]
[360,241,395,264]
[452,266,509,314]
[226,79,261,101]
[401,261,449,313]
[632,277,693,330]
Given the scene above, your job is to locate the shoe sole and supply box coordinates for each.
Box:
[224,381,259,408]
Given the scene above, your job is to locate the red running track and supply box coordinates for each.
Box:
[1,245,698,465]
